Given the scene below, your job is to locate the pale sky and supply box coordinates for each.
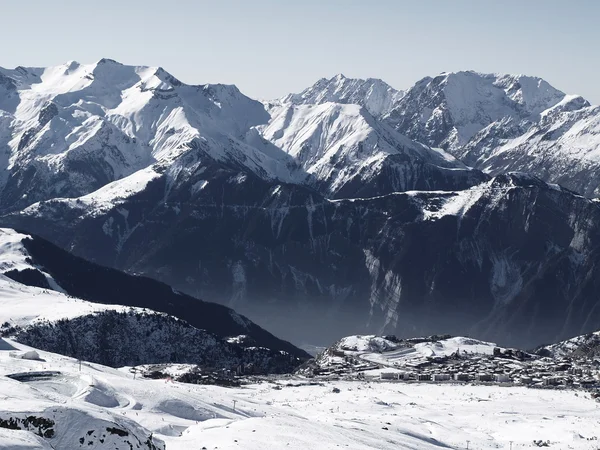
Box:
[3,0,599,103]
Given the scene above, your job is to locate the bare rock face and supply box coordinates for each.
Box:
[6,170,600,350]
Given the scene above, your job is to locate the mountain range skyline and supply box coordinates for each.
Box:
[4,0,600,104]
[3,59,600,109]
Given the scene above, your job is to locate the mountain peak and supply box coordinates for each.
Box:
[281,74,404,117]
[96,57,122,66]
[386,70,570,151]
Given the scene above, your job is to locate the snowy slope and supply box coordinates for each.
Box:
[0,227,136,325]
[0,227,309,361]
[539,330,600,358]
[0,273,132,329]
[258,101,487,197]
[6,62,600,353]
[0,59,306,212]
[385,70,567,153]
[383,70,600,197]
[281,73,405,117]
[7,170,600,349]
[0,228,67,292]
[461,98,600,197]
[0,341,165,449]
[0,340,599,450]
[0,257,302,372]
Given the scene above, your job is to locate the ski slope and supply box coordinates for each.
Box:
[0,339,598,449]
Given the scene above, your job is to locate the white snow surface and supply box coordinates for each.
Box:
[0,228,70,293]
[466,102,600,196]
[0,227,150,327]
[0,59,306,209]
[0,228,39,273]
[21,165,162,219]
[408,174,563,222]
[0,429,52,449]
[0,340,599,449]
[388,70,567,151]
[258,101,470,196]
[541,330,600,358]
[384,70,600,196]
[280,73,405,117]
[416,177,508,221]
[0,273,134,329]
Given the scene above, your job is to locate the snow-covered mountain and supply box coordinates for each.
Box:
[459,98,600,197]
[385,70,567,153]
[384,70,600,197]
[4,60,600,351]
[0,343,164,449]
[281,74,405,117]
[0,60,490,211]
[0,59,307,212]
[304,334,532,379]
[257,101,487,198]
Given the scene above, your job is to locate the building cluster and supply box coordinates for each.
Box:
[304,346,600,393]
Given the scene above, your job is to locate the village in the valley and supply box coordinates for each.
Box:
[298,335,600,395]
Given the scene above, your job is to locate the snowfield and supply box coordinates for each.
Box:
[0,339,599,449]
[0,273,134,329]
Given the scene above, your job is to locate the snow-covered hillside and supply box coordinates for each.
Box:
[0,59,307,212]
[1,340,599,449]
[5,61,600,352]
[335,334,498,359]
[0,59,489,215]
[460,99,600,197]
[0,271,130,328]
[281,73,405,117]
[258,101,486,197]
[0,227,308,370]
[385,70,567,153]
[384,70,600,197]
[317,335,503,373]
[539,330,600,359]
[7,170,600,349]
[0,270,301,373]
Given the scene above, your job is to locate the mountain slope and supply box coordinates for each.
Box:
[0,59,306,213]
[460,98,600,197]
[5,170,600,349]
[4,61,600,353]
[257,101,487,198]
[383,71,600,197]
[3,340,598,450]
[537,329,600,359]
[385,71,567,153]
[0,60,490,211]
[281,74,405,117]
